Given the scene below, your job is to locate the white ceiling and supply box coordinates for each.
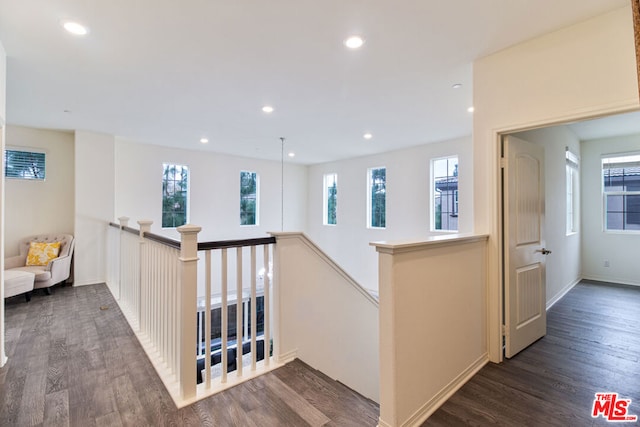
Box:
[0,0,633,164]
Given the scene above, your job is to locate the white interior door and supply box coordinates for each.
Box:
[503,135,548,358]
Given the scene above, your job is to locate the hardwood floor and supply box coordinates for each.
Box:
[2,280,638,426]
[0,284,379,426]
[425,280,640,426]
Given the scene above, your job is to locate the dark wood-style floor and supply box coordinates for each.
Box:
[426,280,640,426]
[0,284,379,426]
[1,280,638,426]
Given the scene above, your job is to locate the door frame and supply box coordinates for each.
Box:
[490,107,640,363]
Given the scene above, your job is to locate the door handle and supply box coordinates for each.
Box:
[536,248,552,255]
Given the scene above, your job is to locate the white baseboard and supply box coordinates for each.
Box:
[401,353,489,427]
[546,278,581,310]
[581,275,640,288]
[277,349,298,364]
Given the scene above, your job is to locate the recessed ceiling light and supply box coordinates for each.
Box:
[288,152,295,158]
[200,138,209,144]
[62,21,89,36]
[363,133,373,140]
[452,83,462,89]
[467,106,475,113]
[344,36,364,49]
[262,105,274,113]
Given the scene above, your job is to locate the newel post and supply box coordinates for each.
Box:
[177,224,201,400]
[118,216,130,228]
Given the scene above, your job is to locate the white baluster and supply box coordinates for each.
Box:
[221,248,228,384]
[251,246,257,371]
[264,244,270,366]
[236,246,243,377]
[204,249,212,387]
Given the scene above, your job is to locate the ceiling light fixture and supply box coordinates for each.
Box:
[452,83,462,89]
[62,21,89,36]
[363,133,373,140]
[200,138,209,144]
[344,36,364,49]
[467,106,475,113]
[262,105,274,113]
[288,152,295,158]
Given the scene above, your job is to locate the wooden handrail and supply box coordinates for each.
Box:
[110,221,275,250]
[197,237,276,251]
[143,231,181,249]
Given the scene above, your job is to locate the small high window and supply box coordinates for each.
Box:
[566,149,579,235]
[323,173,337,225]
[602,154,640,231]
[240,171,259,226]
[4,148,46,181]
[162,163,189,228]
[432,156,459,231]
[367,167,386,229]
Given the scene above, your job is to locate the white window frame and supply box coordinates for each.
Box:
[162,163,190,229]
[240,170,260,226]
[566,149,579,235]
[323,173,338,226]
[367,166,386,229]
[4,147,47,181]
[430,155,459,232]
[602,153,640,233]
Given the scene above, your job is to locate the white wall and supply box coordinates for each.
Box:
[514,126,582,305]
[582,133,640,285]
[473,5,639,361]
[375,235,488,426]
[74,131,116,286]
[1,39,8,366]
[306,136,472,290]
[274,232,379,403]
[4,126,75,256]
[114,139,307,241]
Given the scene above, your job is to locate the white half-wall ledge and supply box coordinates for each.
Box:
[371,233,489,254]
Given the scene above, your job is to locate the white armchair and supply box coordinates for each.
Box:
[5,234,75,293]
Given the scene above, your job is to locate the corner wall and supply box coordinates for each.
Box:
[1,39,8,366]
[582,133,640,285]
[306,136,472,290]
[473,5,639,362]
[74,131,116,286]
[4,126,75,256]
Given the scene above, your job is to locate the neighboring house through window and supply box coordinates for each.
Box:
[240,171,259,226]
[162,163,189,228]
[602,153,640,231]
[368,167,386,229]
[432,156,458,231]
[323,173,337,225]
[566,149,579,234]
[4,148,46,180]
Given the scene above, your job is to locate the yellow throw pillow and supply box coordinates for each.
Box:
[26,241,61,266]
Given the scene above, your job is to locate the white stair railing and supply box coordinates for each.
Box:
[106,218,279,407]
[196,237,276,394]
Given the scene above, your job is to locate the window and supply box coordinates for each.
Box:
[432,156,459,231]
[323,173,337,225]
[367,167,386,228]
[240,171,259,226]
[602,154,640,231]
[162,163,189,228]
[566,149,579,234]
[4,148,46,180]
